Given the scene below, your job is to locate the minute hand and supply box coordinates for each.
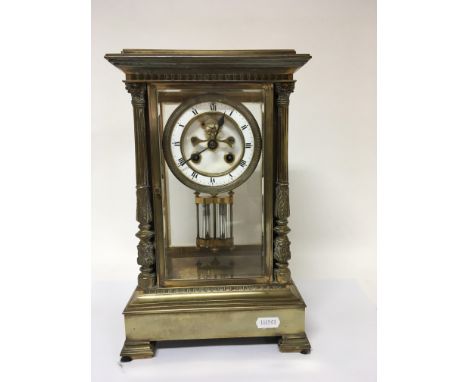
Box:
[181,146,209,166]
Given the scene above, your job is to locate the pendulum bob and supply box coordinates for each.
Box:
[195,193,234,251]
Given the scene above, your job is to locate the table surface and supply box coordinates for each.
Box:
[92,279,376,382]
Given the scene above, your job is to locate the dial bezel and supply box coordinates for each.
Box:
[162,94,262,195]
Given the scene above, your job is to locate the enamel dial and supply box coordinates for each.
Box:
[163,95,262,195]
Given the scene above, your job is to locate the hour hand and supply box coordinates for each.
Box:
[214,113,225,139]
[217,114,225,129]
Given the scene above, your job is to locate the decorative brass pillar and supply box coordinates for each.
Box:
[125,82,156,289]
[273,81,295,284]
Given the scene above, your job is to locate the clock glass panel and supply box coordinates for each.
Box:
[156,85,271,284]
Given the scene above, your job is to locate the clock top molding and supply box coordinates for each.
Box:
[105,49,311,81]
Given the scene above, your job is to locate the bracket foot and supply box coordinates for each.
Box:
[278,333,311,354]
[120,340,155,361]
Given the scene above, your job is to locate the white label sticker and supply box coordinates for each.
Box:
[256,317,280,329]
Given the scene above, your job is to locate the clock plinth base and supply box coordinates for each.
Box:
[278,333,311,354]
[120,281,309,359]
[120,340,155,361]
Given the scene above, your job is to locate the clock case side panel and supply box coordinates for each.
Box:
[147,82,275,288]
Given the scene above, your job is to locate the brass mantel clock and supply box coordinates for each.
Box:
[105,50,311,361]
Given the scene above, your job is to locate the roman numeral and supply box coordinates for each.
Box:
[173,141,180,146]
[210,177,215,185]
[229,110,234,116]
[245,142,252,149]
[191,171,198,179]
[241,125,248,130]
[240,160,247,168]
[229,173,233,178]
[210,103,217,111]
[178,123,185,127]
[178,157,186,166]
[192,108,198,115]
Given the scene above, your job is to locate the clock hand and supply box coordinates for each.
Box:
[214,112,225,140]
[180,146,209,166]
[195,146,209,156]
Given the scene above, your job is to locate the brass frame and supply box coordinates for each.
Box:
[105,50,312,360]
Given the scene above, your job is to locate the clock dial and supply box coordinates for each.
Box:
[163,95,262,194]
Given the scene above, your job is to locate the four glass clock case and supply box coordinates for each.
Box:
[148,83,274,287]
